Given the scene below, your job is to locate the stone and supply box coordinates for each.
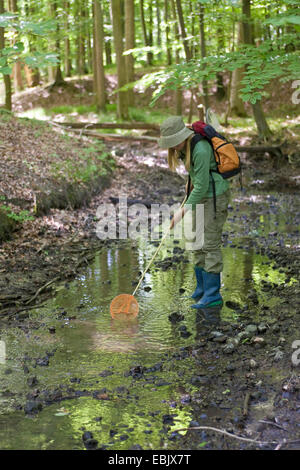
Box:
[250,359,258,369]
[168,312,184,323]
[213,335,227,343]
[252,337,266,347]
[24,400,43,415]
[244,324,258,337]
[258,323,267,334]
[223,343,236,354]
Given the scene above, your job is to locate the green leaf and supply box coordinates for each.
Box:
[1,47,16,56]
[14,42,24,53]
[24,52,58,68]
[24,56,38,67]
[19,19,57,36]
[198,442,208,448]
[264,15,300,26]
[0,13,17,28]
[0,66,12,75]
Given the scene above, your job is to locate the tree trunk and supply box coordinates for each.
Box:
[155,0,162,61]
[93,0,106,111]
[110,0,129,119]
[164,0,172,65]
[242,0,272,139]
[175,0,191,61]
[0,0,12,110]
[86,6,93,73]
[10,0,23,92]
[198,3,209,111]
[148,1,153,63]
[189,0,195,58]
[124,0,135,106]
[171,0,182,114]
[52,0,65,86]
[13,60,23,92]
[230,21,247,116]
[23,0,40,87]
[64,1,72,77]
[140,0,152,66]
[215,24,226,101]
[76,0,85,76]
[104,3,112,65]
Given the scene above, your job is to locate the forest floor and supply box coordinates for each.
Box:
[0,79,299,450]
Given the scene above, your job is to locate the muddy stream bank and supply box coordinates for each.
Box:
[0,142,299,450]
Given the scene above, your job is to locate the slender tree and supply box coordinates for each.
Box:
[10,0,23,92]
[76,0,85,76]
[140,0,152,66]
[230,21,247,116]
[242,0,272,139]
[215,22,226,101]
[171,0,182,114]
[104,0,112,66]
[64,1,72,77]
[155,0,161,60]
[110,0,129,119]
[124,0,135,106]
[175,0,191,61]
[0,0,12,110]
[52,0,65,86]
[164,0,172,66]
[23,0,40,87]
[198,2,209,110]
[93,0,106,111]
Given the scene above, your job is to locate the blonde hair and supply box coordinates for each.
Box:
[167,134,194,172]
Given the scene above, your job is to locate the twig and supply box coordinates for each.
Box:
[6,302,47,317]
[62,229,80,245]
[25,276,60,305]
[258,420,288,432]
[36,241,48,254]
[70,129,158,142]
[275,439,287,451]
[173,426,300,447]
[243,392,251,417]
[52,121,160,131]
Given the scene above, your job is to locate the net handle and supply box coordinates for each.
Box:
[132,196,187,297]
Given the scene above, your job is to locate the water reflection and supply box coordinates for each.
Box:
[0,235,292,450]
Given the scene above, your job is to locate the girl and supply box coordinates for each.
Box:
[158,116,230,308]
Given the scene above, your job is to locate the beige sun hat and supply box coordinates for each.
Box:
[158,116,194,149]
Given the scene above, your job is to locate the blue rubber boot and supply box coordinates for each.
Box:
[190,266,204,300]
[191,271,223,309]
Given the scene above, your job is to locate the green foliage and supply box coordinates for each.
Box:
[24,52,58,69]
[0,13,17,28]
[48,104,98,115]
[138,34,300,106]
[0,205,34,223]
[1,0,299,129]
[50,140,115,184]
[0,13,58,76]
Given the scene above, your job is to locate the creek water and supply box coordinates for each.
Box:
[0,190,298,450]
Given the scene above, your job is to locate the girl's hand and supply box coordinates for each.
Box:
[170,207,186,230]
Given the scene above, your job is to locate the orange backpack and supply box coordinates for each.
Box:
[188,121,242,216]
[191,121,241,178]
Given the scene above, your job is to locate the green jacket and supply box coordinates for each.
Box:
[184,139,229,210]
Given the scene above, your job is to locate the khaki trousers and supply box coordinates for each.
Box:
[187,189,230,274]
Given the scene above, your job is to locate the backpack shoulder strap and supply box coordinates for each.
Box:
[190,134,205,165]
